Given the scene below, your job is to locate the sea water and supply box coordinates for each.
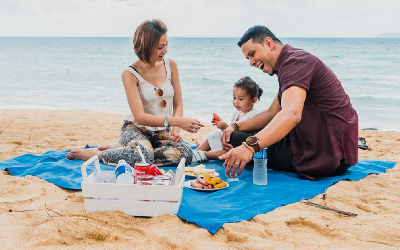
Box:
[1,37,400,131]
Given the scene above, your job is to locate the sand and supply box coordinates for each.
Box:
[1,109,400,249]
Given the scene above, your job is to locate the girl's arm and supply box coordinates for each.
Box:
[215,121,228,130]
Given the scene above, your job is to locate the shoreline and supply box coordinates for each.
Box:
[1,108,399,132]
[1,109,400,249]
[1,109,400,162]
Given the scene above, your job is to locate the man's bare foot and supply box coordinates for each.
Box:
[97,145,113,151]
[65,148,102,161]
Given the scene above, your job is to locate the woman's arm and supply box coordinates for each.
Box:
[122,68,203,133]
[169,59,183,138]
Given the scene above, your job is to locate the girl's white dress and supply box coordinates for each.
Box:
[207,108,258,151]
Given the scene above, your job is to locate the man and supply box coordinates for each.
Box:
[219,26,358,180]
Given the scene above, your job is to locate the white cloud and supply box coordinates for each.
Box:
[0,0,399,37]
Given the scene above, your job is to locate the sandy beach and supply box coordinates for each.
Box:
[1,109,400,249]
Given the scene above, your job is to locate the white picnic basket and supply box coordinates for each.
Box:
[81,155,185,217]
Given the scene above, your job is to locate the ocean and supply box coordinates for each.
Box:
[1,37,400,131]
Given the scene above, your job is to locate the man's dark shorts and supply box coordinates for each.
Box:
[230,132,350,176]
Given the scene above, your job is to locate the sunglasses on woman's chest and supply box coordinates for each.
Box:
[155,87,166,108]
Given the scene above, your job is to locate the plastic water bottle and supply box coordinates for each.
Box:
[115,160,134,184]
[253,148,268,185]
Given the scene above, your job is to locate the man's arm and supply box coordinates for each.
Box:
[255,86,306,148]
[220,86,307,177]
[236,95,281,132]
[222,94,281,149]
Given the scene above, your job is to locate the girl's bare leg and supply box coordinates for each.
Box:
[197,139,211,151]
[203,149,227,160]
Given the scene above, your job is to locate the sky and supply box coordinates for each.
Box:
[1,0,399,37]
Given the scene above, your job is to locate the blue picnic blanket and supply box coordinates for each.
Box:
[0,148,396,234]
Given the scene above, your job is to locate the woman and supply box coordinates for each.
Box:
[66,19,204,166]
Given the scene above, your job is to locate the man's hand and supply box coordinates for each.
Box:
[219,145,253,177]
[222,125,234,150]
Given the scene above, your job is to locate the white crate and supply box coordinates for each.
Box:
[81,156,185,217]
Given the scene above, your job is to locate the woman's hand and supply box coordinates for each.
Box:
[222,125,234,150]
[169,132,182,142]
[171,117,204,133]
[169,127,182,142]
[213,120,228,130]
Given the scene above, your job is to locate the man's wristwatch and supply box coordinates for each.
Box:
[163,116,170,131]
[245,136,261,153]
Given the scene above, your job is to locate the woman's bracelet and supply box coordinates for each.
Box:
[242,141,255,155]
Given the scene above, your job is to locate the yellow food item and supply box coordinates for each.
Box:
[160,168,166,174]
[207,179,217,186]
[212,177,221,184]
[213,182,227,189]
[204,174,211,182]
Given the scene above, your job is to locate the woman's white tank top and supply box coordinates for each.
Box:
[124,58,174,131]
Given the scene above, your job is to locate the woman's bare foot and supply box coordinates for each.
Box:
[97,145,113,151]
[65,148,103,161]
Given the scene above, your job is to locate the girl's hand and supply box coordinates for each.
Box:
[173,117,204,133]
[214,121,228,130]
[169,132,182,142]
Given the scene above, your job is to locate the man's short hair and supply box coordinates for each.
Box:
[133,19,168,64]
[238,25,282,47]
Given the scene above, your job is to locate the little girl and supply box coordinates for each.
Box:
[195,76,263,160]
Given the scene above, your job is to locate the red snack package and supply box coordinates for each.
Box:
[149,165,162,176]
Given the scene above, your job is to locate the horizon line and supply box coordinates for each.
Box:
[0,36,394,39]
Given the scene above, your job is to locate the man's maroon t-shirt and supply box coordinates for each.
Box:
[274,45,358,180]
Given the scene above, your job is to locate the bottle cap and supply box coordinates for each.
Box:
[118,159,127,165]
[253,148,268,159]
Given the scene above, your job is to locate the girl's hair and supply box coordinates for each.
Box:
[133,19,168,64]
[234,76,263,100]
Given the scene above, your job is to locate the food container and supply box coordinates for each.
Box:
[153,175,172,186]
[81,156,185,217]
[137,174,154,185]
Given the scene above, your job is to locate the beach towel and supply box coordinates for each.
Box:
[0,147,396,234]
